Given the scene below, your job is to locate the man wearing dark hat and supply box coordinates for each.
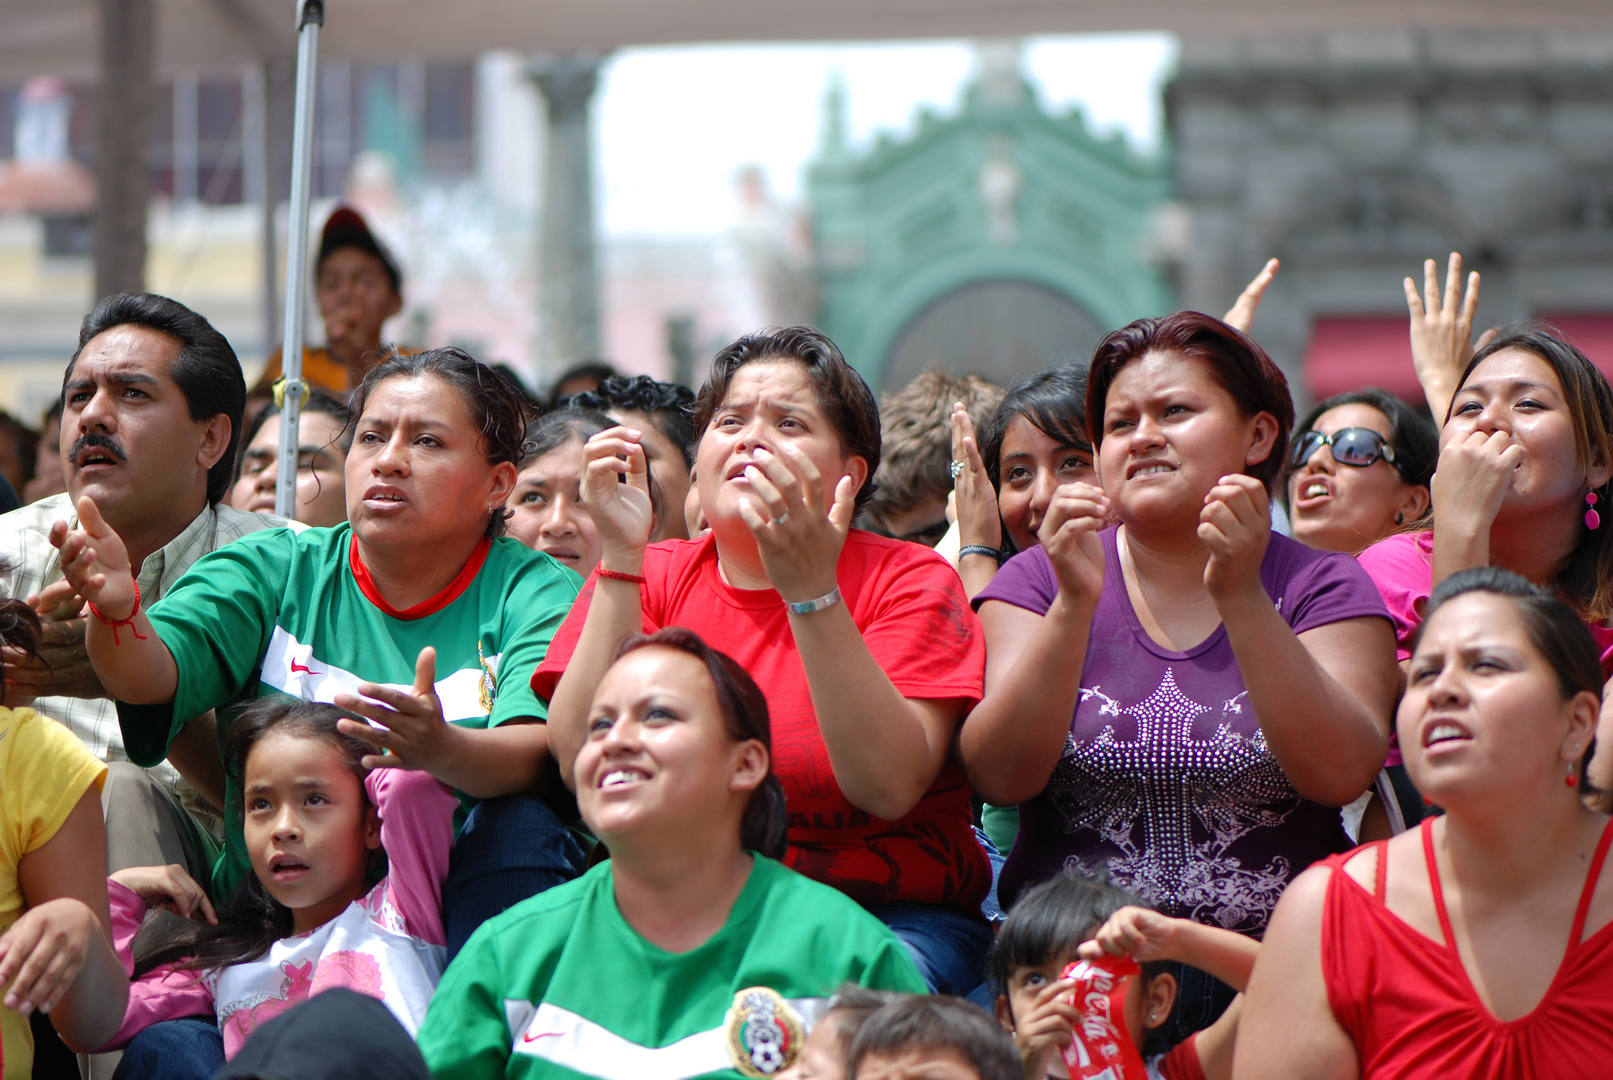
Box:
[251,206,405,399]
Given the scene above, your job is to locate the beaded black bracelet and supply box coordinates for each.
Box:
[958,545,1003,563]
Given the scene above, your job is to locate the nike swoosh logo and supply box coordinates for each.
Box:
[290,660,320,675]
[522,1029,565,1044]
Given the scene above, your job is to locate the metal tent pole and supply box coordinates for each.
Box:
[275,0,325,519]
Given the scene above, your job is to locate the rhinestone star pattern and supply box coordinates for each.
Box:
[1049,668,1300,932]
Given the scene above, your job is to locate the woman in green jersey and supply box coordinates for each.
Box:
[418,627,925,1080]
[41,348,586,962]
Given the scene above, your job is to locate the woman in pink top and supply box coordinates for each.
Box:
[1238,567,1613,1079]
[1359,324,1613,659]
[1356,326,1613,794]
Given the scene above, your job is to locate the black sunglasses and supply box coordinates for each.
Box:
[1290,427,1399,471]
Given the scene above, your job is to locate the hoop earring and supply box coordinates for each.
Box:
[1587,491,1601,531]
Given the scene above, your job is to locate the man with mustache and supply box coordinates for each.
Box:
[0,293,292,891]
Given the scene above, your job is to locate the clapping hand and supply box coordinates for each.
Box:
[1039,481,1109,605]
[734,442,854,604]
[950,403,1001,553]
[1200,474,1271,602]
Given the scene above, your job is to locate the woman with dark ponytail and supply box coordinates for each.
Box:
[418,628,926,1080]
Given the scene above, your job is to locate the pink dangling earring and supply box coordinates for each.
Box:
[1587,492,1601,531]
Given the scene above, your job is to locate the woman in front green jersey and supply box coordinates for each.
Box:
[418,628,925,1080]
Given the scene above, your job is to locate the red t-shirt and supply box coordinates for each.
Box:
[532,530,991,912]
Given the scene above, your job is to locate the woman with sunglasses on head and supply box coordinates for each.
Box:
[1285,390,1437,556]
[959,312,1398,1037]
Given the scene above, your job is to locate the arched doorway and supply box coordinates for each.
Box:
[882,279,1104,392]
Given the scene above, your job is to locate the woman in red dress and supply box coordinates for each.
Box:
[1237,566,1613,1079]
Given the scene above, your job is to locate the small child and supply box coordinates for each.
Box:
[849,996,1022,1080]
[102,697,457,1067]
[989,874,1257,1080]
[779,986,899,1080]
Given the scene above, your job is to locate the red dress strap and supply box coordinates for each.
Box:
[1372,838,1390,901]
[1421,818,1455,950]
[1569,817,1613,946]
[1424,815,1613,952]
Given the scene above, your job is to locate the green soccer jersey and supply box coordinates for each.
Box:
[116,524,582,896]
[418,855,927,1080]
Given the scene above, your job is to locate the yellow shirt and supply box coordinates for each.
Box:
[0,708,106,1079]
[251,347,353,397]
[251,345,418,398]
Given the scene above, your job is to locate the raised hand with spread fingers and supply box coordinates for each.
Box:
[1405,252,1495,426]
[37,495,178,706]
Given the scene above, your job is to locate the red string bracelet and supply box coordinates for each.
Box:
[86,579,148,645]
[596,568,647,585]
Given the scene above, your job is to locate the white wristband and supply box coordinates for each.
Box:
[785,586,842,616]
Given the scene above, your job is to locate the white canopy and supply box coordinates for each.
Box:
[4,0,1611,79]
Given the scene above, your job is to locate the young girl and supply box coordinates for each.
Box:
[989,874,1257,1080]
[507,408,661,579]
[102,698,456,1074]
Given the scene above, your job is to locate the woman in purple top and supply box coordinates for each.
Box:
[959,313,1398,1024]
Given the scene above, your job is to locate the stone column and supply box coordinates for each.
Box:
[527,54,605,372]
[95,0,156,299]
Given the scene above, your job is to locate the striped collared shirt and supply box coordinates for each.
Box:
[0,493,295,826]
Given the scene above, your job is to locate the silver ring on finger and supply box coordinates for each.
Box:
[950,460,965,479]
[771,512,791,526]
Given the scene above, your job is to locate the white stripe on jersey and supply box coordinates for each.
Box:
[504,999,830,1080]
[259,625,498,722]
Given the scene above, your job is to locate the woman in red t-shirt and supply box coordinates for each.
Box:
[1237,567,1613,1079]
[535,327,991,995]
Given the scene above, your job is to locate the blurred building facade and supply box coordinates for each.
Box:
[1165,28,1613,409]
[808,42,1172,392]
[0,53,778,417]
[5,31,1613,421]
